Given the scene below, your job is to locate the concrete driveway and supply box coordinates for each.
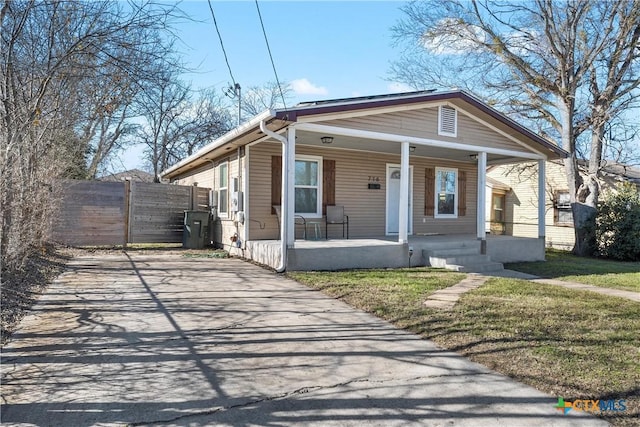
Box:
[1,253,605,426]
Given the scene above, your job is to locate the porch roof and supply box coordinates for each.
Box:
[162,90,568,179]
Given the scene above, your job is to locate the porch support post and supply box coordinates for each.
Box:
[286,126,296,247]
[398,141,410,244]
[477,151,487,254]
[538,159,546,239]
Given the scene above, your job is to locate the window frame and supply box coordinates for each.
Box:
[218,162,229,218]
[294,155,323,218]
[554,190,573,226]
[438,105,458,137]
[491,192,506,223]
[434,167,458,218]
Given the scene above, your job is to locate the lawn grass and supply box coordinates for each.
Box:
[507,249,640,292]
[288,268,465,317]
[289,269,639,426]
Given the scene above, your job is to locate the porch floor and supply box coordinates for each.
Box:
[241,234,545,271]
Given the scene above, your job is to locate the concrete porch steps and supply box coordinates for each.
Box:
[424,247,504,273]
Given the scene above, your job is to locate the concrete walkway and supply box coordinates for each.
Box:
[1,254,605,426]
[423,275,490,309]
[424,269,639,309]
[530,278,640,302]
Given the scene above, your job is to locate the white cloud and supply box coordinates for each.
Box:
[291,78,328,95]
[387,82,415,93]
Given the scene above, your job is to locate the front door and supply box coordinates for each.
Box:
[386,164,413,235]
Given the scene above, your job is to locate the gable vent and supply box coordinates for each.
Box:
[439,105,457,137]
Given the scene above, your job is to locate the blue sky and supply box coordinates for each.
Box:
[122,0,411,170]
[178,0,412,100]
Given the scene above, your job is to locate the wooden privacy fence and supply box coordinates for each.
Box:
[51,180,210,246]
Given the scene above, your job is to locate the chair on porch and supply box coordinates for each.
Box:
[273,205,306,240]
[325,205,349,239]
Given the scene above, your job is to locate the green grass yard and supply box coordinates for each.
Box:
[507,250,640,292]
[289,268,640,426]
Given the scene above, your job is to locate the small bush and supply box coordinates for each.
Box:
[595,183,640,261]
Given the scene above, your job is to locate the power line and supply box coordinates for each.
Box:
[254,0,288,111]
[207,0,237,87]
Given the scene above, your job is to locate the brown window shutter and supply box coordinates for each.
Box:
[458,170,467,216]
[425,167,435,216]
[323,159,336,215]
[271,155,282,214]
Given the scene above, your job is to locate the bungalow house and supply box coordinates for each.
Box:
[486,160,640,250]
[161,90,567,271]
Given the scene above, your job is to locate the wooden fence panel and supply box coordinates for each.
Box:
[194,187,210,210]
[52,180,211,246]
[51,181,126,246]
[129,182,193,243]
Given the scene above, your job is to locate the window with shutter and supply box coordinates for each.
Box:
[438,105,457,137]
[435,167,458,218]
[294,155,322,216]
[271,155,331,218]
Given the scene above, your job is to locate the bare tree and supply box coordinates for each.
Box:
[1,0,180,272]
[137,76,232,181]
[239,81,292,121]
[391,0,640,255]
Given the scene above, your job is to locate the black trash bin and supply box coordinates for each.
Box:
[183,210,210,249]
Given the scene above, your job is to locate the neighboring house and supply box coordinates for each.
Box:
[162,90,566,271]
[99,169,154,182]
[487,160,640,250]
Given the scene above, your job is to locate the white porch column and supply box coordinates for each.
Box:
[538,159,546,239]
[398,141,410,244]
[286,126,296,247]
[477,152,487,252]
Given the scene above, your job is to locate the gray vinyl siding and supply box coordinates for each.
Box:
[248,141,477,240]
[246,142,282,240]
[172,151,246,249]
[172,162,215,188]
[325,108,530,154]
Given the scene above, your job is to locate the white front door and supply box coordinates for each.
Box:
[386,164,413,235]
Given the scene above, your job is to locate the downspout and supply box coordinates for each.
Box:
[208,160,217,248]
[259,120,288,272]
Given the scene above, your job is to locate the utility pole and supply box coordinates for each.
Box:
[225,83,241,126]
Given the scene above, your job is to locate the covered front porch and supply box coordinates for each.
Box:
[252,94,553,273]
[244,234,545,271]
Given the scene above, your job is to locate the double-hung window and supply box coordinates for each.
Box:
[435,167,457,217]
[492,193,505,223]
[554,191,573,225]
[294,155,322,217]
[218,162,228,217]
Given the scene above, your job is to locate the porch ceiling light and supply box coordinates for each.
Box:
[409,146,416,152]
[470,154,478,160]
[321,136,334,144]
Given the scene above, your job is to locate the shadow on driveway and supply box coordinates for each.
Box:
[1,254,605,426]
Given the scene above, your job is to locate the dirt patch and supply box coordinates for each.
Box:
[1,245,72,345]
